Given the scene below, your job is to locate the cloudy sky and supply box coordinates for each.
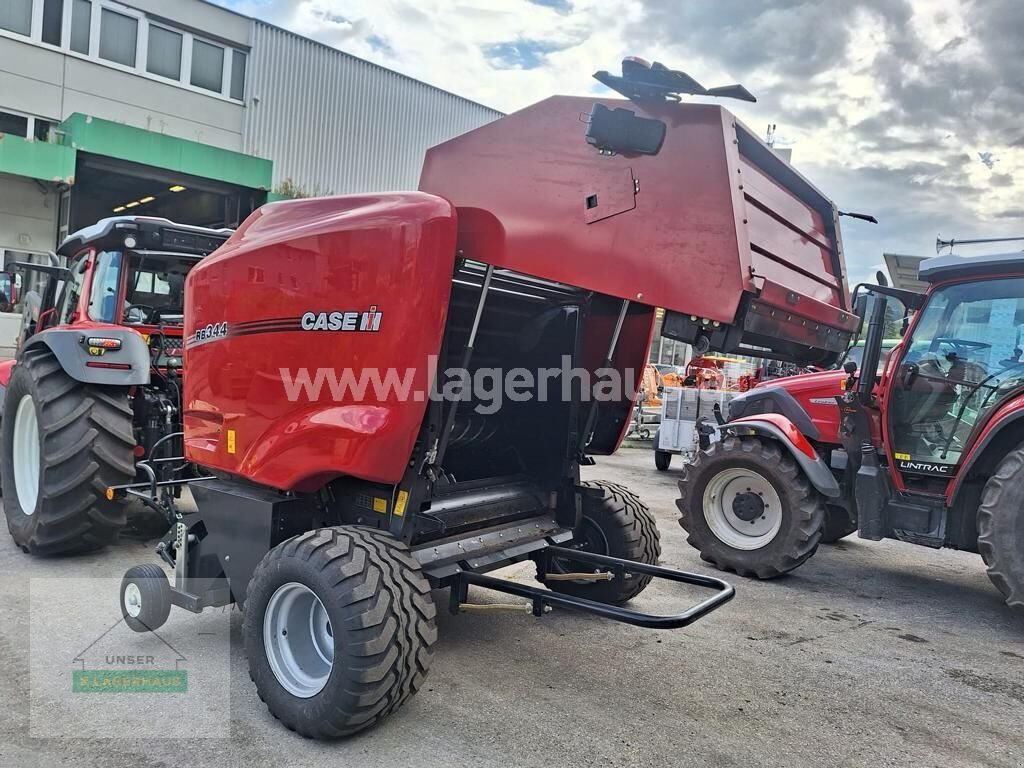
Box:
[218,0,1023,284]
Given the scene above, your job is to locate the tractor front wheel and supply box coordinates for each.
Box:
[545,480,661,604]
[243,526,437,739]
[1,348,135,555]
[677,436,825,578]
[978,448,1024,611]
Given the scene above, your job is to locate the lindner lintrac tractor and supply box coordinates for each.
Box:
[678,237,1024,611]
[0,218,230,554]
[110,60,858,737]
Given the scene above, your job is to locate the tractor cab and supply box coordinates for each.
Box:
[21,217,230,366]
[679,245,1024,611]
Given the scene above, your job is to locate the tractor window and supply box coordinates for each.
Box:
[88,250,123,323]
[123,251,195,325]
[55,254,88,326]
[889,277,1024,468]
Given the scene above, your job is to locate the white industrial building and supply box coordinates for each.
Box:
[0,0,501,269]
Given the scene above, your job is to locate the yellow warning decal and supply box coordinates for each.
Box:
[894,452,910,460]
[394,490,409,517]
[372,497,387,514]
[227,429,236,455]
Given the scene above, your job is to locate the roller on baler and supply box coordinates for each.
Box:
[114,59,858,738]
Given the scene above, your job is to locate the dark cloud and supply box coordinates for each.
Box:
[630,0,1024,280]
[994,208,1024,219]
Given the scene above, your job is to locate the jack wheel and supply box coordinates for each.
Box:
[120,564,172,633]
[545,481,661,605]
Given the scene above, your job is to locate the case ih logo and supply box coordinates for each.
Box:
[301,307,382,332]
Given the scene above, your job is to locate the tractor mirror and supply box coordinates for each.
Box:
[585,104,666,156]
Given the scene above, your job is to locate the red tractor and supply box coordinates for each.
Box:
[0,217,230,554]
[679,251,1024,610]
[91,59,864,737]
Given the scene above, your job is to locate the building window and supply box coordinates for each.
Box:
[230,49,246,100]
[41,0,64,45]
[147,25,182,80]
[190,39,224,92]
[98,8,137,67]
[0,111,30,138]
[69,0,91,53]
[0,0,32,36]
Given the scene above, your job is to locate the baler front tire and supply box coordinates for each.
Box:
[546,480,661,604]
[677,436,825,578]
[244,526,437,739]
[977,448,1024,611]
[1,348,135,555]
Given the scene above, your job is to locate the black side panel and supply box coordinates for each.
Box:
[727,385,821,441]
[26,329,152,386]
[189,479,320,606]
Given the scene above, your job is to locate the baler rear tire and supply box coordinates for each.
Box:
[1,347,135,555]
[977,448,1024,611]
[546,480,661,604]
[677,436,825,578]
[243,526,437,739]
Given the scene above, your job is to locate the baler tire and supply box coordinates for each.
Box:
[546,480,661,605]
[1,347,135,556]
[821,504,858,544]
[243,526,437,739]
[977,448,1024,611]
[677,436,825,579]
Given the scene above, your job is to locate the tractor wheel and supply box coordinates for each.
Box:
[977,448,1024,611]
[243,526,437,739]
[821,504,858,544]
[1,348,135,555]
[546,480,661,604]
[677,436,825,578]
[654,429,672,471]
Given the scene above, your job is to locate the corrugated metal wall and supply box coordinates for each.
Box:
[244,23,503,195]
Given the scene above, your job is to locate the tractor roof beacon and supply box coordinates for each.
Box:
[678,246,1024,611]
[0,216,230,555]
[111,59,861,738]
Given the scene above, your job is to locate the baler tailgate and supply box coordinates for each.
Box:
[451,547,734,629]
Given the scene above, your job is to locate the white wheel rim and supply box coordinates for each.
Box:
[124,583,143,618]
[12,394,40,515]
[263,582,334,698]
[703,467,783,550]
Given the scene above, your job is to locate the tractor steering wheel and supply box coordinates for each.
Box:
[124,304,155,324]
[935,337,991,354]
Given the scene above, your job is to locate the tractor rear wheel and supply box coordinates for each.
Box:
[545,480,661,604]
[243,526,437,739]
[1,348,135,555]
[977,448,1024,611]
[677,436,825,578]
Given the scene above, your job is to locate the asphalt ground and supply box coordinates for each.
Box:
[1,447,1022,768]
